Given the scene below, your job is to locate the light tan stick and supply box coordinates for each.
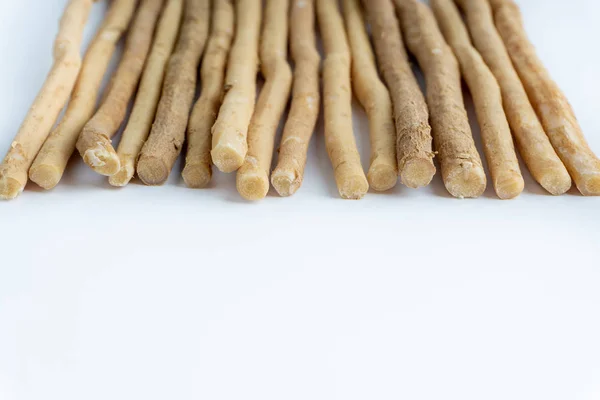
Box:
[109,0,184,187]
[489,0,600,196]
[76,0,164,177]
[181,0,234,189]
[454,0,570,196]
[236,0,292,200]
[361,0,436,189]
[317,0,369,199]
[0,0,94,200]
[342,0,397,192]
[271,0,321,197]
[136,0,211,185]
[395,0,486,198]
[210,0,262,173]
[29,0,138,190]
[431,0,523,199]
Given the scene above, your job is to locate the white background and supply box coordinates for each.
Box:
[1,0,599,399]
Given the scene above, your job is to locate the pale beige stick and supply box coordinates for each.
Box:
[395,0,486,198]
[181,0,234,189]
[236,0,292,200]
[454,0,571,195]
[0,0,94,200]
[431,0,523,199]
[210,0,262,173]
[77,0,164,176]
[109,0,184,187]
[136,0,211,185]
[317,0,369,199]
[489,0,600,196]
[342,0,397,192]
[29,0,138,190]
[361,0,436,189]
[270,0,321,197]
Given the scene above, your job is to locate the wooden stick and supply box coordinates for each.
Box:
[136,0,211,185]
[395,0,486,198]
[236,0,292,200]
[109,0,184,187]
[361,0,436,189]
[489,0,600,196]
[0,0,94,200]
[210,0,262,173]
[181,0,234,189]
[431,0,523,199]
[29,0,138,190]
[343,0,397,192]
[271,0,321,197]
[317,0,369,199]
[77,0,165,177]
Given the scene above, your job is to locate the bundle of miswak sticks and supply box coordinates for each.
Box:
[1,0,599,201]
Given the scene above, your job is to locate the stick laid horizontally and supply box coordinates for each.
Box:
[210,0,262,173]
[489,0,600,196]
[362,0,435,189]
[271,0,321,197]
[181,0,234,189]
[431,0,523,199]
[77,0,165,177]
[317,0,369,199]
[136,0,211,185]
[109,0,184,187]
[0,0,94,200]
[343,0,397,192]
[29,0,138,190]
[395,0,486,198]
[236,0,292,201]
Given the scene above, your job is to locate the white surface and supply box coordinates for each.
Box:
[1,0,599,399]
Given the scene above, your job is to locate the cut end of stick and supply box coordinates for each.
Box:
[494,171,525,200]
[400,158,436,189]
[182,164,212,189]
[577,174,600,196]
[444,162,487,199]
[271,169,301,197]
[29,163,62,190]
[211,144,245,173]
[368,163,398,192]
[108,163,135,187]
[0,176,23,200]
[237,170,269,201]
[338,174,369,200]
[137,155,170,186]
[83,146,120,176]
[538,170,572,196]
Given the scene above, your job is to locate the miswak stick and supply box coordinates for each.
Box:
[29,0,138,190]
[361,0,435,189]
[317,0,369,199]
[109,0,184,187]
[394,0,486,198]
[489,0,600,196]
[136,0,211,185]
[342,0,397,192]
[0,0,94,200]
[431,0,523,199]
[454,0,571,195]
[236,0,292,200]
[77,0,165,176]
[210,0,262,173]
[181,0,234,189]
[270,0,321,197]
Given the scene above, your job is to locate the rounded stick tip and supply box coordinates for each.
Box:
[236,170,269,201]
[271,169,301,197]
[0,176,22,200]
[577,174,600,196]
[182,164,212,189]
[494,171,525,200]
[29,164,62,190]
[137,155,169,186]
[538,170,572,196]
[108,163,135,187]
[82,147,120,176]
[368,163,398,192]
[444,162,487,199]
[338,174,369,200]
[211,144,245,173]
[400,158,436,189]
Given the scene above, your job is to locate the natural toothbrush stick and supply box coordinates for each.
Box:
[29,0,138,190]
[109,0,184,187]
[270,0,321,197]
[181,0,234,189]
[236,0,292,200]
[361,0,435,189]
[317,0,369,199]
[454,0,571,195]
[489,0,600,196]
[210,0,262,173]
[0,0,95,200]
[394,0,486,198]
[136,0,211,185]
[77,0,165,177]
[431,0,523,199]
[342,0,397,192]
